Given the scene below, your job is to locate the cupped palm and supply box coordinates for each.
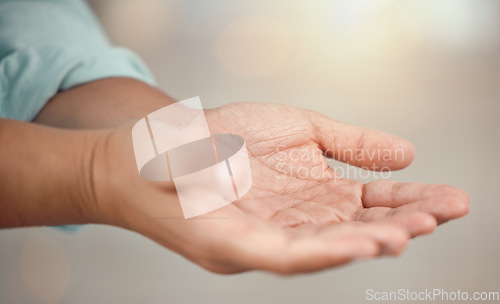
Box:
[122,102,469,275]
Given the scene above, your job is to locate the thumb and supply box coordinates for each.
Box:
[307,111,415,171]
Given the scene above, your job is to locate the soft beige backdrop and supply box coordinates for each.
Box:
[1,0,499,303]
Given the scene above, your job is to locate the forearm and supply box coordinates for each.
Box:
[34,78,177,129]
[0,118,102,228]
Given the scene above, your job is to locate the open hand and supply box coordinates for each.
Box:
[93,102,469,275]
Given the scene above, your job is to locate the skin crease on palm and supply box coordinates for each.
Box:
[93,101,470,276]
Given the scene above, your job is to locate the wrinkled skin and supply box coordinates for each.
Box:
[95,103,469,275]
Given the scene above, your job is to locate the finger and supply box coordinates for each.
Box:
[280,223,409,274]
[356,211,437,237]
[358,195,469,225]
[362,180,470,208]
[317,222,410,256]
[240,222,409,274]
[307,111,415,170]
[272,235,379,274]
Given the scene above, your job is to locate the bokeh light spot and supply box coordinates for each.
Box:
[20,233,71,304]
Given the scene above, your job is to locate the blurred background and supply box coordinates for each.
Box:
[1,0,499,303]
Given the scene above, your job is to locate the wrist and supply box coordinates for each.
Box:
[86,124,177,229]
[72,129,115,225]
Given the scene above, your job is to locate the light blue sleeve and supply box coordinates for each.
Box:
[0,0,156,121]
[0,0,157,233]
